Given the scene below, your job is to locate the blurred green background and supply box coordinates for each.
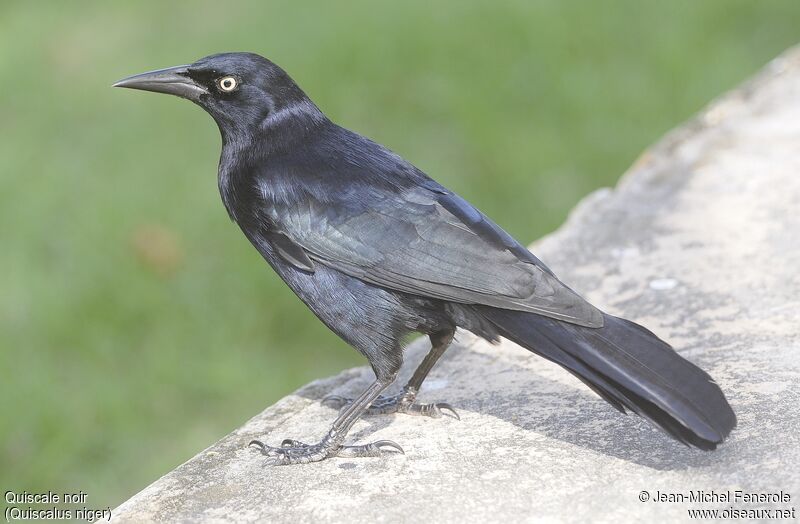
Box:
[1,0,797,508]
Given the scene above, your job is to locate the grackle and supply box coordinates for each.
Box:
[114,53,736,465]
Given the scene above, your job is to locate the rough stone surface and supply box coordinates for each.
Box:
[111,48,800,523]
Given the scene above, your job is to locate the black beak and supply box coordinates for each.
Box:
[113,65,207,101]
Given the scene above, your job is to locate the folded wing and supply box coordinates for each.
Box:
[267,184,603,328]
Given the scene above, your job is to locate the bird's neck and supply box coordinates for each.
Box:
[217,98,327,156]
[216,102,329,223]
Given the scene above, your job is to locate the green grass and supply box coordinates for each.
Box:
[1,0,797,508]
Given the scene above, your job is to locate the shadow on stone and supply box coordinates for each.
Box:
[294,337,728,472]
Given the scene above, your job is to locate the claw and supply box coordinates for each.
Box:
[336,439,406,458]
[373,440,405,454]
[321,394,351,408]
[249,439,267,453]
[436,403,461,420]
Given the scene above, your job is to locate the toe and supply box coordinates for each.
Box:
[263,454,289,466]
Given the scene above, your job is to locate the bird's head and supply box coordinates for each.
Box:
[114,52,324,145]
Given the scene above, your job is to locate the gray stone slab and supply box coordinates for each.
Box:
[111,47,800,523]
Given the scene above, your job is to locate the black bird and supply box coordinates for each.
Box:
[114,53,736,464]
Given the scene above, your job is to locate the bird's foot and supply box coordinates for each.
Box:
[322,389,459,419]
[248,437,404,465]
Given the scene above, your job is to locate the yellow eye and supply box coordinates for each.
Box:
[217,76,237,92]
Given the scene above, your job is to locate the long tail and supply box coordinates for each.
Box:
[477,307,736,450]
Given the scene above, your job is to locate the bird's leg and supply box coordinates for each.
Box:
[250,377,404,465]
[323,329,459,419]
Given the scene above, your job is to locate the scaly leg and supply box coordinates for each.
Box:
[323,329,459,419]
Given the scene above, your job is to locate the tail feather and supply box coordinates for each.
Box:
[478,308,736,450]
